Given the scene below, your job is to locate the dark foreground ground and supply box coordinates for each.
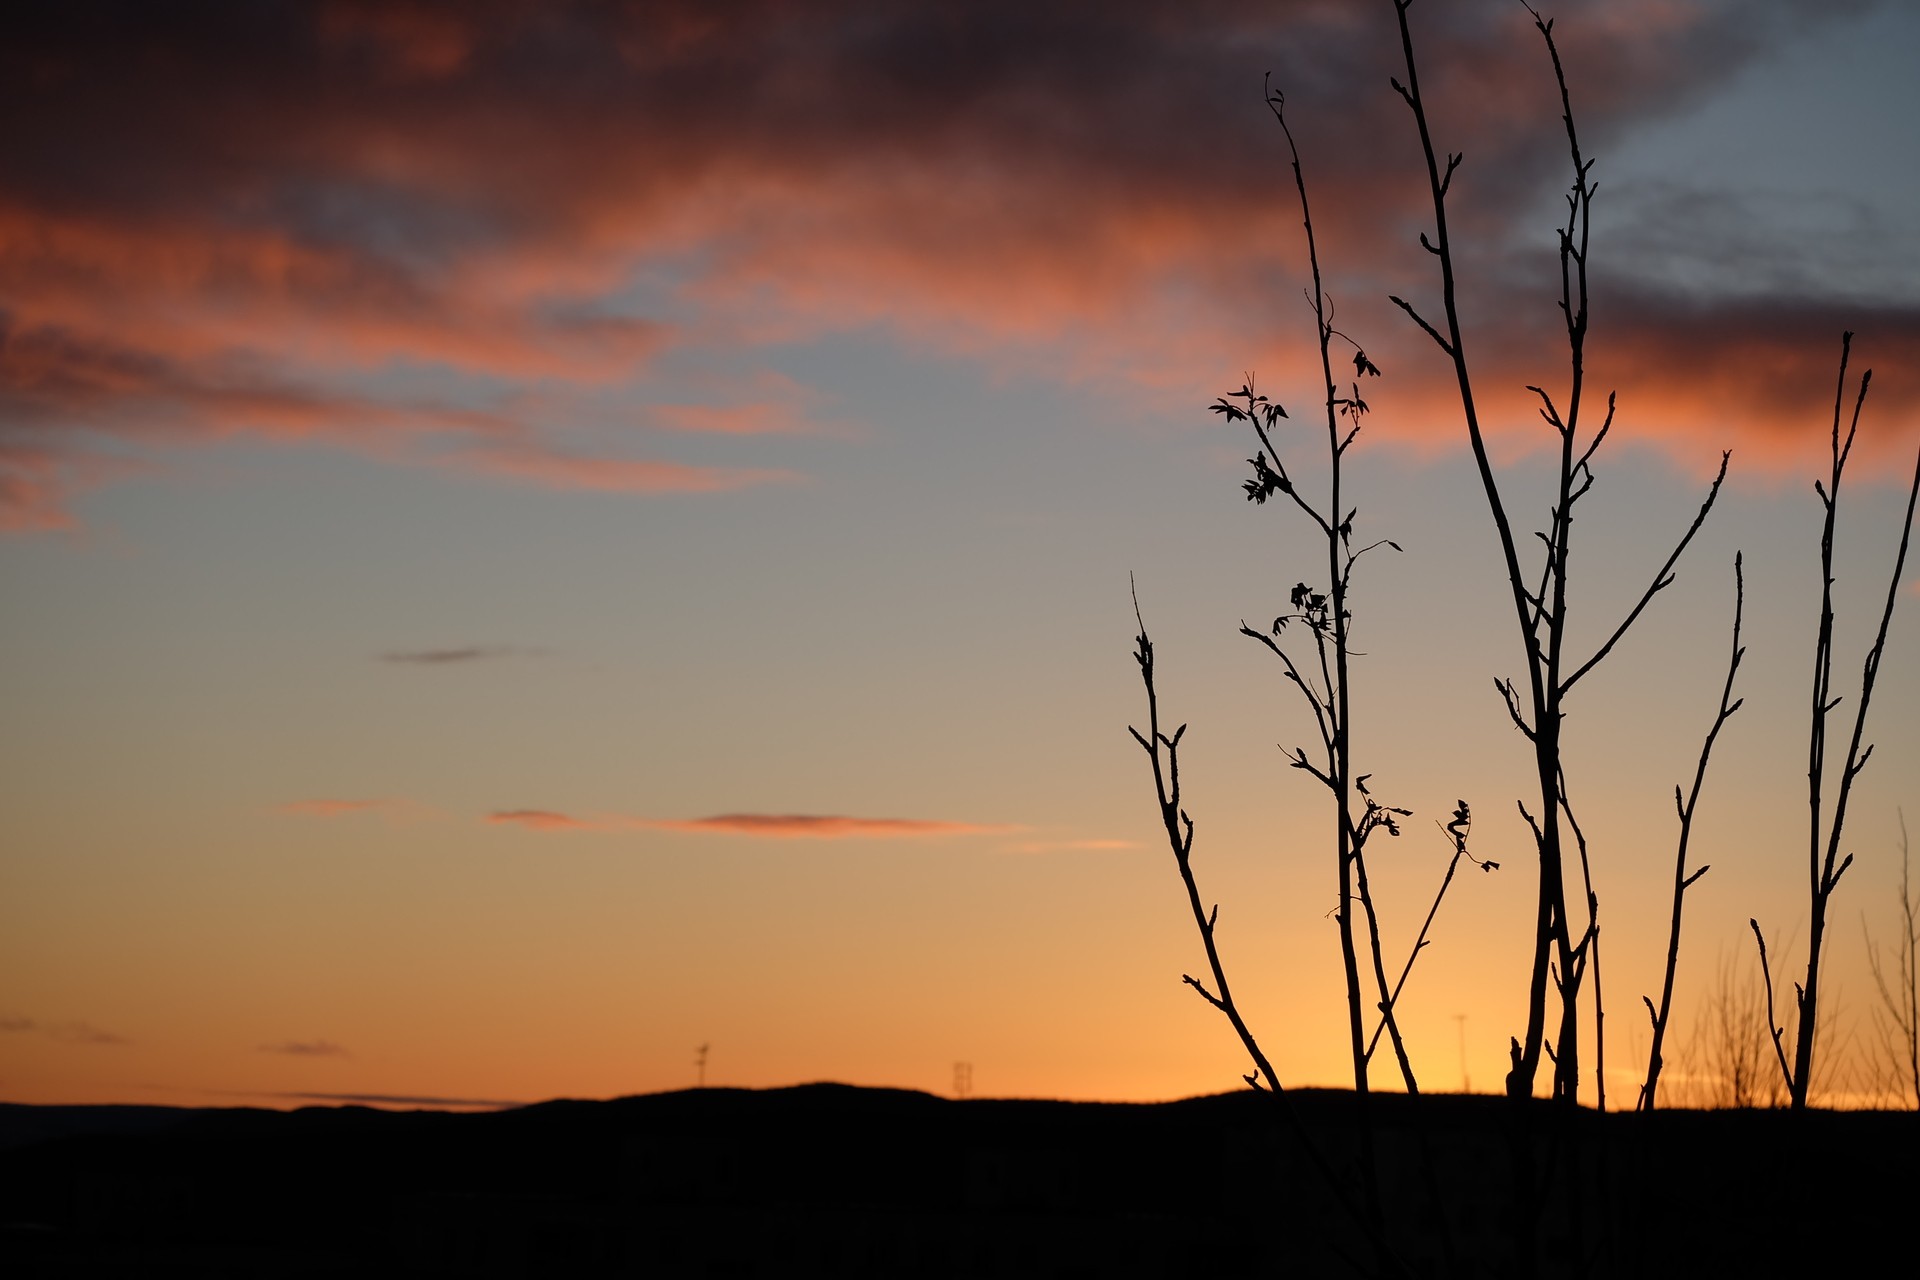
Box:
[1,1084,1913,1277]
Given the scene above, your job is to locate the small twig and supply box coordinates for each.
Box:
[1366,802,1484,1059]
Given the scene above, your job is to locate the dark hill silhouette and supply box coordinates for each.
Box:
[1,1086,1913,1276]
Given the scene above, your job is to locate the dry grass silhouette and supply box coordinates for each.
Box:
[1863,815,1920,1108]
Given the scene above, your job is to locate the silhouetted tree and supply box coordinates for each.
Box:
[1130,3,1916,1271]
[1387,0,1727,1106]
[1131,70,1482,1273]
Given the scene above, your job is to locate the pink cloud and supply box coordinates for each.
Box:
[652,402,815,437]
[488,808,1009,839]
[645,813,1010,839]
[0,443,151,532]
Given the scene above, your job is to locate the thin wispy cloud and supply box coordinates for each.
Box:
[649,369,859,440]
[277,798,390,818]
[379,645,541,666]
[652,403,817,437]
[449,447,800,495]
[1003,838,1139,855]
[40,1020,131,1046]
[258,1039,351,1059]
[648,814,1013,839]
[488,808,595,831]
[488,808,1011,839]
[275,798,445,827]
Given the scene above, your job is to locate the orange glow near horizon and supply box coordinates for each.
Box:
[3,1,1919,1118]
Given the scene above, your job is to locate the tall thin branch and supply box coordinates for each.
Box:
[1640,553,1745,1111]
[1390,0,1564,1102]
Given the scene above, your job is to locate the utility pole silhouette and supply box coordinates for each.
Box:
[695,1043,709,1089]
[952,1062,972,1100]
[1455,1015,1469,1093]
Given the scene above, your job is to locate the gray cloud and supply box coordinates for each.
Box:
[45,1020,131,1046]
[258,1039,352,1058]
[0,0,1908,529]
[380,645,543,665]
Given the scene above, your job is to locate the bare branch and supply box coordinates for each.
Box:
[1562,451,1730,695]
[1752,919,1796,1097]
[1388,294,1452,355]
[1640,553,1745,1111]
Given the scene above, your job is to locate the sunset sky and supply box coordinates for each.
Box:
[4,0,1918,1112]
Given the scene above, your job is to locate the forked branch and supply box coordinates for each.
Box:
[1779,333,1920,1108]
[1130,582,1281,1094]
